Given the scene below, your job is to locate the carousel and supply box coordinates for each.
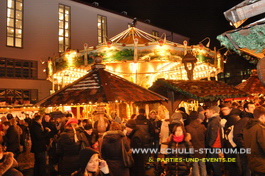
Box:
[37,57,167,120]
[47,26,224,91]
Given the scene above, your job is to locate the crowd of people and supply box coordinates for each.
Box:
[0,99,265,176]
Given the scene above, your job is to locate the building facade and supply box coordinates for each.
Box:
[0,0,189,105]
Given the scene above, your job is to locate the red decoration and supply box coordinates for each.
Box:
[122,43,126,47]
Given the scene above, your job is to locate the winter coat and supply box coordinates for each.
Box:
[29,121,48,153]
[127,128,145,176]
[243,119,265,173]
[101,130,130,176]
[186,119,206,158]
[166,139,193,176]
[57,128,89,175]
[149,119,162,140]
[3,126,20,155]
[135,115,154,147]
[0,152,22,176]
[205,115,222,148]
[233,117,249,148]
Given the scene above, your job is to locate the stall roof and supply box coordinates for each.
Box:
[149,79,249,101]
[38,64,167,107]
[236,73,265,94]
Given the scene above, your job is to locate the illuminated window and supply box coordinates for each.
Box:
[59,4,71,52]
[98,15,107,44]
[6,0,23,47]
[152,30,159,37]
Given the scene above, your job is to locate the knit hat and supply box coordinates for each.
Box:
[79,147,99,172]
[126,119,137,129]
[84,124,93,130]
[65,118,78,126]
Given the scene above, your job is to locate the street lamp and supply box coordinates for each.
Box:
[182,52,197,80]
[199,37,211,48]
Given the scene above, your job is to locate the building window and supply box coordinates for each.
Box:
[59,4,71,52]
[6,0,23,47]
[0,58,37,79]
[98,15,107,44]
[0,89,38,105]
[152,30,159,37]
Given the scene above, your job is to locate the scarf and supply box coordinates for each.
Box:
[172,134,184,143]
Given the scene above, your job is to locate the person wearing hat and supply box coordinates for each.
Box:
[72,147,109,176]
[57,118,90,176]
[125,119,146,176]
[83,124,99,149]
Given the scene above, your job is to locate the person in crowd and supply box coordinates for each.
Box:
[233,102,255,176]
[0,144,23,176]
[186,111,207,176]
[243,106,265,175]
[83,124,99,149]
[223,114,241,176]
[178,107,190,126]
[1,121,20,159]
[42,113,57,146]
[169,111,183,133]
[110,111,121,124]
[17,120,30,153]
[197,106,206,123]
[72,147,109,176]
[205,106,222,176]
[57,118,89,176]
[125,119,145,176]
[148,110,162,157]
[93,115,110,136]
[29,115,50,176]
[135,108,154,149]
[101,122,130,176]
[166,123,192,176]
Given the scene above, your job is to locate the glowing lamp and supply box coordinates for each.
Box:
[158,40,164,47]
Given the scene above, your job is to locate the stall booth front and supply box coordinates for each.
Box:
[37,60,168,122]
[149,78,250,116]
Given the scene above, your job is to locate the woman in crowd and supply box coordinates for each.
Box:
[101,122,130,176]
[166,122,193,176]
[72,147,109,176]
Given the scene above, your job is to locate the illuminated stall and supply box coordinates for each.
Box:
[47,27,224,90]
[38,59,167,119]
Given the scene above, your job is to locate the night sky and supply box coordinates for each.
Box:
[82,0,260,49]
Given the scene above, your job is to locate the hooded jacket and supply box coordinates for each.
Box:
[243,119,265,173]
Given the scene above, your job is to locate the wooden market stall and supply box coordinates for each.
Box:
[37,59,167,120]
[149,78,250,115]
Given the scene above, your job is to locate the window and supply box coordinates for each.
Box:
[59,4,71,52]
[98,15,107,44]
[6,0,23,47]
[0,89,38,105]
[0,58,37,79]
[152,30,159,37]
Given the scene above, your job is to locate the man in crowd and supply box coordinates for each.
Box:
[243,106,265,175]
[30,115,51,176]
[205,106,222,176]
[1,121,20,159]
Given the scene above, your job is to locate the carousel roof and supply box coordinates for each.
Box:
[236,73,265,94]
[149,79,249,101]
[38,63,167,107]
[110,27,162,44]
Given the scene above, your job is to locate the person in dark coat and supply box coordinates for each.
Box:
[83,124,99,149]
[135,108,154,148]
[101,122,130,176]
[243,106,265,175]
[149,110,162,155]
[205,106,222,176]
[186,111,207,176]
[29,115,50,176]
[72,147,110,176]
[166,122,193,176]
[1,122,20,158]
[57,118,90,176]
[0,144,23,176]
[233,102,255,176]
[125,119,145,176]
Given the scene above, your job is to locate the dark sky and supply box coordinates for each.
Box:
[82,0,254,49]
